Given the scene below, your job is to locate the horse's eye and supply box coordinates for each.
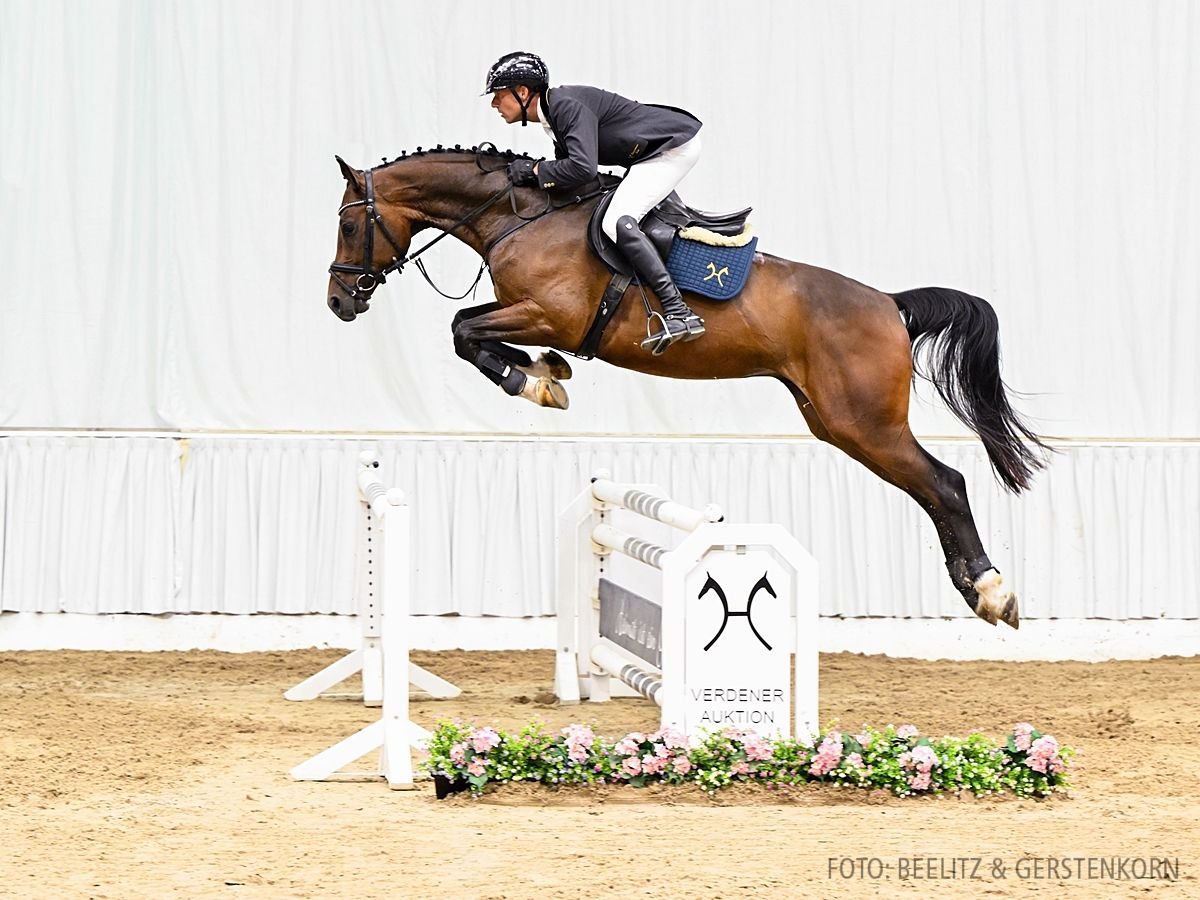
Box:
[341,221,355,237]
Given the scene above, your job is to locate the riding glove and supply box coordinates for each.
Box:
[507,158,540,187]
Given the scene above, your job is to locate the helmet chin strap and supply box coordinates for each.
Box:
[510,86,535,126]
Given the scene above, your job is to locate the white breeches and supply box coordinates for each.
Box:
[601,134,702,242]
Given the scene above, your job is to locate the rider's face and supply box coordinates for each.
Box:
[490,86,533,124]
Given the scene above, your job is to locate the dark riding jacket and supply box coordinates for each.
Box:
[535,85,702,192]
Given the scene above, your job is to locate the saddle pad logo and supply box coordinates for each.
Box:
[667,235,758,301]
[704,262,730,287]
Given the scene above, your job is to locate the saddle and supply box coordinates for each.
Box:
[575,184,758,359]
[587,189,754,279]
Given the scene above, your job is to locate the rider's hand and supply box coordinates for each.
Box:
[506,158,540,187]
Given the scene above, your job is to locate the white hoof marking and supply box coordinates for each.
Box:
[973,568,1015,627]
[520,351,572,381]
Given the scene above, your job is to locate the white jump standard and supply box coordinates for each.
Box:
[284,452,460,707]
[289,451,450,789]
[556,472,819,742]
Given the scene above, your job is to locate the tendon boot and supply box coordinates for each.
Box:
[614,215,705,355]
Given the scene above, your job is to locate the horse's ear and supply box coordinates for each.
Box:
[335,155,364,195]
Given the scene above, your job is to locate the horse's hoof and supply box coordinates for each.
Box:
[519,376,569,410]
[518,351,572,382]
[972,569,1020,630]
[538,350,572,381]
[1001,596,1020,630]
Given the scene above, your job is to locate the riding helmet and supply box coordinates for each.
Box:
[483,51,549,94]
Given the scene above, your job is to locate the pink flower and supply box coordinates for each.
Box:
[562,724,594,764]
[672,756,693,775]
[449,742,467,766]
[614,735,642,756]
[743,737,773,761]
[910,745,938,770]
[1024,735,1063,775]
[809,757,836,777]
[855,732,872,749]
[653,743,670,759]
[621,756,643,776]
[844,752,864,770]
[808,733,845,776]
[896,724,919,739]
[466,759,486,777]
[470,727,501,753]
[562,724,595,745]
[641,755,666,776]
[731,761,751,776]
[898,745,937,773]
[659,728,690,750]
[1013,723,1034,752]
[908,770,932,791]
[1029,735,1057,757]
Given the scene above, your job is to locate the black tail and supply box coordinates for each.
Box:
[891,287,1050,493]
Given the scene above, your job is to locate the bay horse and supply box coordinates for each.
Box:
[326,145,1049,629]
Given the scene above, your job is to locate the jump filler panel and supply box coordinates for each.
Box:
[555,473,818,742]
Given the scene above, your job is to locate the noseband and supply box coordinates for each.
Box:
[328,164,520,304]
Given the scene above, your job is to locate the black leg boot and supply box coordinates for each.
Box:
[614,215,705,355]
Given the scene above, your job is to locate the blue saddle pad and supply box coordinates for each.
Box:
[666,235,758,301]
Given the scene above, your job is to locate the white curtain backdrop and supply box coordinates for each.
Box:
[1,3,1197,633]
[2,434,1197,621]
[1,0,1197,437]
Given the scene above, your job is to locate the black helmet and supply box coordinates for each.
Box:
[483,51,549,95]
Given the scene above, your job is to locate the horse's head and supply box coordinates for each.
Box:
[326,156,414,322]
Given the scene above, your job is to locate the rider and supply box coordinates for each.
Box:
[484,51,705,355]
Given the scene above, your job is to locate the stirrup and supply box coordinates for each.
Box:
[640,312,706,356]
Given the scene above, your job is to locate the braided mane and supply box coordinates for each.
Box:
[371,143,534,171]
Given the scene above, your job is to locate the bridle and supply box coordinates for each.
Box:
[328,150,588,304]
[328,169,407,302]
[328,165,517,304]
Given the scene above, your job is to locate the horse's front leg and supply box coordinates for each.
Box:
[452,300,572,409]
[451,303,574,383]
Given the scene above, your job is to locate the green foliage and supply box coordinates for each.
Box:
[424,720,1072,800]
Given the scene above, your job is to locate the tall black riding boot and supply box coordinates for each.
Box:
[614,215,705,355]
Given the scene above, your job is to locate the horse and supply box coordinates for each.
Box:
[325,145,1050,629]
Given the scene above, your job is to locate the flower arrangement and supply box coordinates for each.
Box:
[424,720,1073,799]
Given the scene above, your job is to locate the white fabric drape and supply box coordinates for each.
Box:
[2,434,1197,621]
[1,1,1197,436]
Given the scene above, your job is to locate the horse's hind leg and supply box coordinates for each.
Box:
[452,300,571,409]
[783,378,1019,629]
[452,303,572,384]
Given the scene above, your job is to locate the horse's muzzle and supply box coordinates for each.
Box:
[328,292,370,322]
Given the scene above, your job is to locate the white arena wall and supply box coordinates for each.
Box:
[2,4,1197,661]
[1,432,1196,660]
